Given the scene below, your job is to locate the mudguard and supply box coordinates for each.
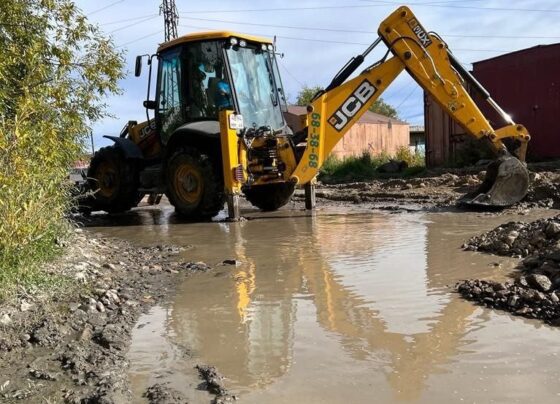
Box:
[103,135,144,159]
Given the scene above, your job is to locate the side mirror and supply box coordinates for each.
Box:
[143,100,156,110]
[134,55,143,77]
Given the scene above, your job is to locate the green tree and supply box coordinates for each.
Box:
[296,85,399,119]
[295,85,323,106]
[369,98,399,119]
[0,0,124,293]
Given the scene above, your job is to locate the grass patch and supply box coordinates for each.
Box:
[318,147,426,183]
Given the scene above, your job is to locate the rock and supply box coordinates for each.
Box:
[144,383,188,404]
[508,295,520,307]
[98,324,128,350]
[0,314,12,326]
[78,326,93,341]
[20,301,33,312]
[545,222,560,237]
[377,160,408,173]
[550,292,559,303]
[196,364,228,397]
[75,272,87,283]
[221,259,239,266]
[527,274,552,292]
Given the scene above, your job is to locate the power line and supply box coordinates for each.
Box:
[178,23,516,53]
[361,0,560,14]
[278,59,304,87]
[87,0,125,16]
[396,86,419,110]
[100,14,159,26]
[108,15,160,34]
[116,30,162,48]
[181,15,560,40]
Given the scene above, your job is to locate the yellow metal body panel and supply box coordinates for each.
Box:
[128,120,161,159]
[158,31,272,52]
[219,110,242,194]
[378,6,529,155]
[290,57,404,184]
[290,6,530,184]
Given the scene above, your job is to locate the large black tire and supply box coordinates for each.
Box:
[165,147,225,218]
[243,182,295,211]
[85,146,142,213]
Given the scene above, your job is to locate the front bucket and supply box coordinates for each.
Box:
[459,156,530,208]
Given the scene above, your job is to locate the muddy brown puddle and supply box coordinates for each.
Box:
[88,206,560,403]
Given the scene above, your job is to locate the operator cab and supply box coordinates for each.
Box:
[139,31,289,145]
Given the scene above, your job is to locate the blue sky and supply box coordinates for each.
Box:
[75,0,560,149]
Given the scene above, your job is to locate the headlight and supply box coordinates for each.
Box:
[261,44,267,51]
[230,37,238,46]
[267,44,274,51]
[239,39,247,47]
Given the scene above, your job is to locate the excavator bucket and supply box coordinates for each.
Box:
[459,156,530,208]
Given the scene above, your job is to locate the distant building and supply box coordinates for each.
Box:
[285,105,410,159]
[425,43,560,166]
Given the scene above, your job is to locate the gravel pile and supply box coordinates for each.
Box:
[459,214,560,325]
[464,216,560,257]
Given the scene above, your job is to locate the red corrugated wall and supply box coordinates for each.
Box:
[473,44,560,159]
[425,44,560,165]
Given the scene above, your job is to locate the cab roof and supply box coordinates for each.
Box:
[157,31,273,53]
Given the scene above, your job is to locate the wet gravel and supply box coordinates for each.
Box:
[458,215,560,325]
[0,230,221,403]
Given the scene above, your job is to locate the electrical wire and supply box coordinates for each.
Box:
[360,0,560,14]
[178,23,514,53]
[116,30,163,48]
[180,16,560,40]
[278,60,305,87]
[87,0,125,16]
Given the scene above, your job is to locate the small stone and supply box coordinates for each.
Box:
[95,302,105,313]
[550,292,559,303]
[78,326,93,341]
[545,222,560,237]
[508,295,519,307]
[222,259,239,266]
[103,263,117,270]
[527,274,552,292]
[20,301,32,312]
[75,272,87,283]
[0,314,12,326]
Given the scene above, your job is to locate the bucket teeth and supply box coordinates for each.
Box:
[459,156,530,208]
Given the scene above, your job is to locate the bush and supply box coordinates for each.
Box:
[318,148,425,183]
[0,1,124,298]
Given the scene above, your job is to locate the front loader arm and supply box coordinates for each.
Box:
[290,6,530,186]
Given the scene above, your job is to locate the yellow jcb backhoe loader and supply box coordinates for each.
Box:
[84,5,530,219]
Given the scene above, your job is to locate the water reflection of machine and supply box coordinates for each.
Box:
[170,213,478,400]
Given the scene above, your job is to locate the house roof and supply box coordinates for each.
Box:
[286,105,408,125]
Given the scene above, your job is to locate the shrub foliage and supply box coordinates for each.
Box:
[0,0,124,294]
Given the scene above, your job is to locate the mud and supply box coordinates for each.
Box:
[0,230,218,403]
[305,167,560,213]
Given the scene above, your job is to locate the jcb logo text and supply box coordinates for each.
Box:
[328,80,377,131]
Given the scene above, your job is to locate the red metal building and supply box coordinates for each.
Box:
[425,43,560,166]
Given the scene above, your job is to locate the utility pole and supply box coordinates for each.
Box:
[160,0,179,41]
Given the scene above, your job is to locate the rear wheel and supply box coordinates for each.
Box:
[243,182,296,211]
[85,146,141,213]
[165,147,225,218]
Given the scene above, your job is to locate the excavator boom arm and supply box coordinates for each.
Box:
[290,6,530,190]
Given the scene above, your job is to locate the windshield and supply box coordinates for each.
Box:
[226,45,285,130]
